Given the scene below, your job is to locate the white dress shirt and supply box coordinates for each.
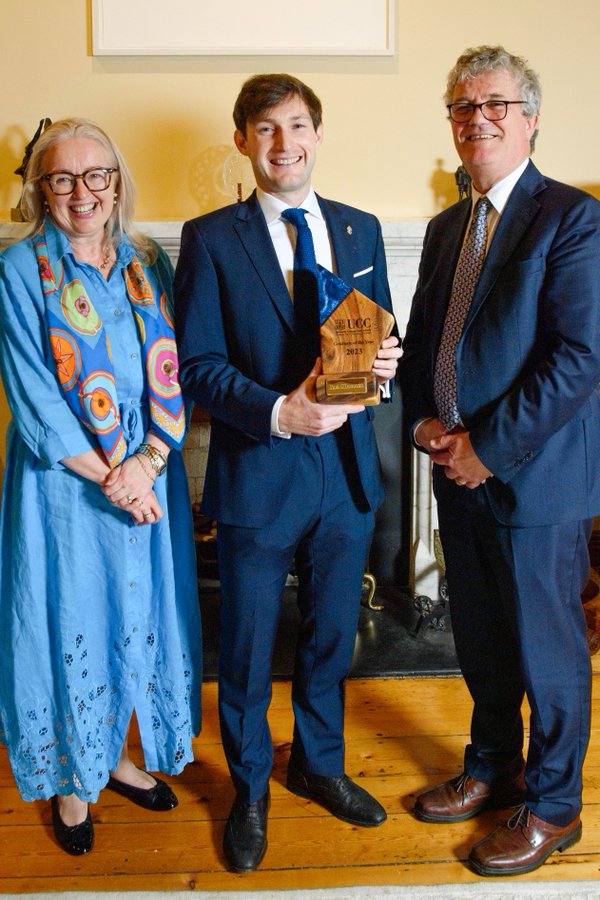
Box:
[472,156,530,249]
[256,187,335,437]
[257,186,335,295]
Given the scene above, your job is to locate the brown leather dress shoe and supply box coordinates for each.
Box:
[413,770,525,823]
[469,804,582,876]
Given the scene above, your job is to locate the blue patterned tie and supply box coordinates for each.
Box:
[434,196,490,430]
[281,207,320,359]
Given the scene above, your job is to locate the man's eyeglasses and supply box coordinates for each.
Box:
[446,100,526,123]
[41,167,119,195]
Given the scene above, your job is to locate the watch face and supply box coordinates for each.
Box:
[137,444,167,474]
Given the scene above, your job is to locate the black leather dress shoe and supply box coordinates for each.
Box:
[51,796,94,855]
[287,759,387,827]
[107,774,178,810]
[223,791,270,872]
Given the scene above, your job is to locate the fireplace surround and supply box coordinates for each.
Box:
[0,217,443,603]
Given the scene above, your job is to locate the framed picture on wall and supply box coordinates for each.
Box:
[91,0,395,56]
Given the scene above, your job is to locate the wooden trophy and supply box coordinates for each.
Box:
[314,267,395,405]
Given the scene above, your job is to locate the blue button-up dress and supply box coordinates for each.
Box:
[0,221,202,802]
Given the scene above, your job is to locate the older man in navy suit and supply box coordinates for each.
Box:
[400,46,600,876]
[175,74,400,872]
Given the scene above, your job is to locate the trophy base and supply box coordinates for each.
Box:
[315,372,380,405]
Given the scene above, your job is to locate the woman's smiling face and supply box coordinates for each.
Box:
[40,136,118,246]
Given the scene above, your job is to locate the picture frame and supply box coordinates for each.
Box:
[91,0,395,57]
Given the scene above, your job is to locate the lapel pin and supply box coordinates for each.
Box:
[346,225,353,235]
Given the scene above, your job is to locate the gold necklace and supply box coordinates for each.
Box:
[99,247,112,270]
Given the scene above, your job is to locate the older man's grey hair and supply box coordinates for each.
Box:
[445,45,541,150]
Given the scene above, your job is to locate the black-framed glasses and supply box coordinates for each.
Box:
[446,100,526,123]
[41,167,119,195]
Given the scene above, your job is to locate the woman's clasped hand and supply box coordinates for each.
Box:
[102,452,164,523]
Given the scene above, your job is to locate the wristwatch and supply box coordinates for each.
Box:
[135,443,167,476]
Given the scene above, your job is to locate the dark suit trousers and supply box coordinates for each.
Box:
[435,472,592,825]
[216,427,375,802]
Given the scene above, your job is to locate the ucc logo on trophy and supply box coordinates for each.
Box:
[315,267,395,406]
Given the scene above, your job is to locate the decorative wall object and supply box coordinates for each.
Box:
[91,0,395,56]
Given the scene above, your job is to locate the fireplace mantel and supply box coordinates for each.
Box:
[0,218,427,335]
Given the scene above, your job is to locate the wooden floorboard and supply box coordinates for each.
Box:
[1,672,600,892]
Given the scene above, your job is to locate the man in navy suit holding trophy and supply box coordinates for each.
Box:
[400,46,600,876]
[175,73,400,872]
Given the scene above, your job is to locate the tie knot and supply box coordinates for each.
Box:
[282,205,318,276]
[474,196,490,221]
[281,207,310,229]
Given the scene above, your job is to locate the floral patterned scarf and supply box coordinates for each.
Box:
[35,227,185,468]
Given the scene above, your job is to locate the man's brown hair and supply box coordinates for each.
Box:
[233,73,323,135]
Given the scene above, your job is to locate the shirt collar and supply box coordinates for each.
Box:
[40,215,134,266]
[256,186,323,224]
[41,216,73,264]
[472,158,530,215]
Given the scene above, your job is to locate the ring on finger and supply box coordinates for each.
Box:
[143,512,153,520]
[126,494,133,504]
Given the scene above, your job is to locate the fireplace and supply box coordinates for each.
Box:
[0,218,442,602]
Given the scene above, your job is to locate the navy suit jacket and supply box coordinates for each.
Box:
[400,161,600,526]
[174,191,393,527]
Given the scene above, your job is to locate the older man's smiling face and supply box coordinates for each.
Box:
[451,69,537,193]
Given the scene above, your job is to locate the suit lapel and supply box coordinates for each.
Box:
[317,196,355,281]
[465,163,544,327]
[233,192,295,332]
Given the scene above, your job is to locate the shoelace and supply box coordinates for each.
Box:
[506,803,530,830]
[453,772,470,796]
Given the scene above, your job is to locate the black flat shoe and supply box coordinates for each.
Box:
[107,774,178,810]
[51,796,94,855]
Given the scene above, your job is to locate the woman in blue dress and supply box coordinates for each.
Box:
[0,119,202,855]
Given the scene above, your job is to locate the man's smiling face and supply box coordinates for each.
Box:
[234,93,323,206]
[451,69,537,193]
